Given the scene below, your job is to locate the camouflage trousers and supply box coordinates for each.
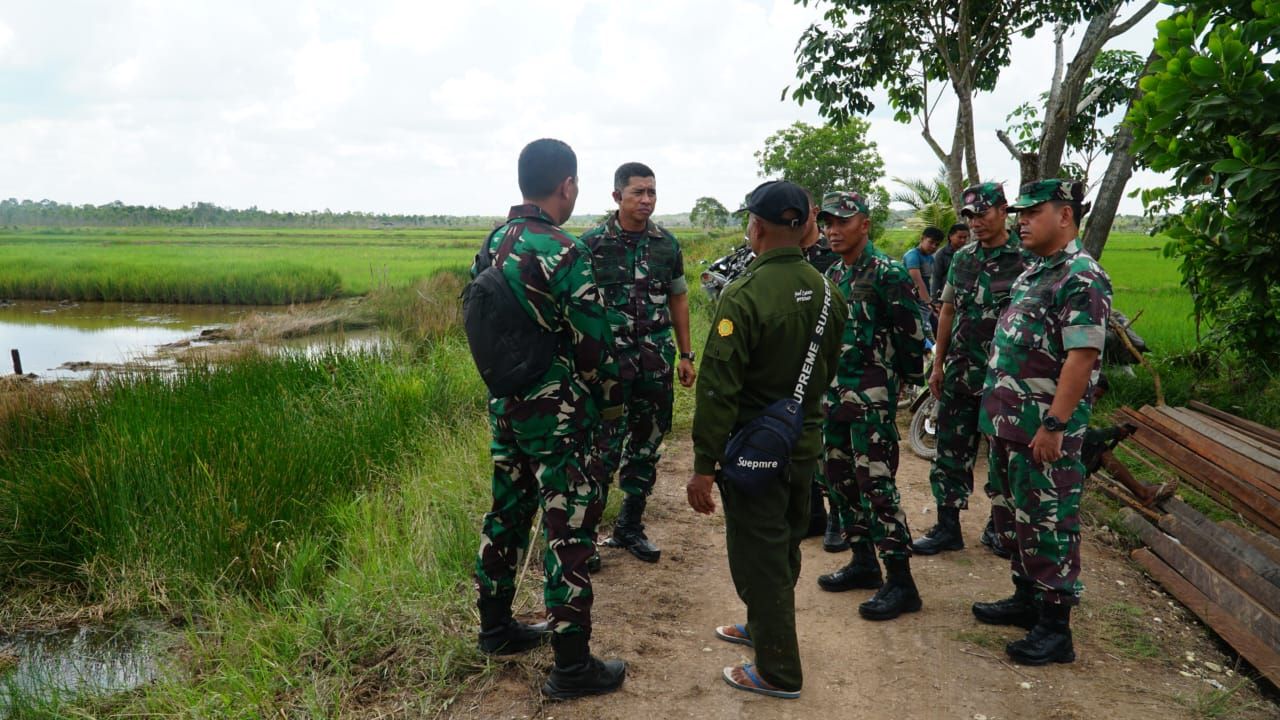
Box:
[594,372,673,497]
[474,426,604,635]
[824,417,913,560]
[928,385,983,509]
[815,461,857,531]
[986,435,1084,606]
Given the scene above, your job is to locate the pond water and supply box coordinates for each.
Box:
[0,621,164,711]
[0,300,379,380]
[0,300,256,379]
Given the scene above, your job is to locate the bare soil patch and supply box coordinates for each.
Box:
[447,426,1276,720]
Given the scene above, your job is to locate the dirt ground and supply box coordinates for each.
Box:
[448,431,1278,720]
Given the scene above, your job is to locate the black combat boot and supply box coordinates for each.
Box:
[971,576,1039,629]
[607,492,661,562]
[1006,602,1075,665]
[542,632,627,700]
[822,512,849,553]
[858,557,923,621]
[980,517,1011,559]
[912,506,964,555]
[587,549,602,573]
[817,541,882,591]
[476,594,551,655]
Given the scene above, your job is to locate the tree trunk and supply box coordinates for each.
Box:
[1082,48,1160,261]
[1081,121,1135,261]
[960,94,980,184]
[1039,6,1122,180]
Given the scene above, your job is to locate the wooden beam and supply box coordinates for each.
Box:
[1185,409,1280,465]
[1145,406,1280,498]
[1117,409,1280,537]
[1119,509,1280,652]
[1132,548,1280,687]
[1164,499,1280,591]
[1159,406,1280,483]
[1159,513,1280,612]
[1189,400,1280,450]
[1220,520,1280,568]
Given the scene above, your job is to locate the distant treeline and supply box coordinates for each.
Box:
[0,198,501,229]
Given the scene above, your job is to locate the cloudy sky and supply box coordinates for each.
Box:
[0,1,1168,217]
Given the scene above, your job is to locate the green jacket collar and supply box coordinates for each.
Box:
[747,246,803,271]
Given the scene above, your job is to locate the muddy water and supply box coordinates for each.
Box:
[0,300,260,379]
[0,621,164,709]
[0,300,381,379]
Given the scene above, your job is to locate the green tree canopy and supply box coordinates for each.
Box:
[1130,0,1280,363]
[755,120,891,231]
[689,197,731,229]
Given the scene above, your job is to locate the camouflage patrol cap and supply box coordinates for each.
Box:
[1008,178,1086,211]
[959,182,1007,217]
[817,190,870,219]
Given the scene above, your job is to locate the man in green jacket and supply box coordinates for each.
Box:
[688,180,846,699]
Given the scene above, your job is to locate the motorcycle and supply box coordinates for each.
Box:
[700,241,755,302]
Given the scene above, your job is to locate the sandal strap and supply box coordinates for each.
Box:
[741,663,766,689]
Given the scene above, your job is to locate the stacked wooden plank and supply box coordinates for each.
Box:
[1115,403,1280,539]
[1111,403,1280,686]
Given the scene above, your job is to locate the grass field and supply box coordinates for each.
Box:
[0,227,482,304]
[0,224,1272,715]
[0,281,497,715]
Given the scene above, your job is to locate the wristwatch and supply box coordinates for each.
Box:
[679,351,696,362]
[1042,413,1068,432]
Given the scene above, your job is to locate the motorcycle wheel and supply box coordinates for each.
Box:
[908,395,939,460]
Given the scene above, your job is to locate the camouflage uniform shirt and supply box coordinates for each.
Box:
[823,243,927,433]
[581,212,686,380]
[979,239,1113,449]
[939,237,1031,395]
[470,204,621,449]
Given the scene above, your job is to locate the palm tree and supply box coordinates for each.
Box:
[891,169,955,232]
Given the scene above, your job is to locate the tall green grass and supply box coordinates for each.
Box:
[0,345,485,599]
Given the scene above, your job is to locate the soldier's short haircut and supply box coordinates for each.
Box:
[1051,200,1089,228]
[921,226,944,243]
[519,139,577,199]
[948,222,969,235]
[614,162,655,191]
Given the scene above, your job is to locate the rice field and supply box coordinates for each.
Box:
[0,227,483,303]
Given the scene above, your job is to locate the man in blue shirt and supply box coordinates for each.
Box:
[903,227,942,337]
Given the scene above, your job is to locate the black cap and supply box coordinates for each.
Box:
[736,180,809,228]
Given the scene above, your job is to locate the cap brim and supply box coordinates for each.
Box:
[1006,199,1041,212]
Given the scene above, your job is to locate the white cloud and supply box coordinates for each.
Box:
[0,0,1169,216]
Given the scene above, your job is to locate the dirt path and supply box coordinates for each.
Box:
[451,431,1275,719]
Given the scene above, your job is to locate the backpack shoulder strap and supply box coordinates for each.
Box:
[475,222,522,273]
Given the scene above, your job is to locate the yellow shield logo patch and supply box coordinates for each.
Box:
[717,319,734,337]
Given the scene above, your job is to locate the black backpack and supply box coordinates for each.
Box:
[462,224,558,398]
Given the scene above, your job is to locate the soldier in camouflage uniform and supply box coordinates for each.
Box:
[470,139,627,699]
[913,183,1030,556]
[581,163,696,565]
[815,191,928,621]
[972,179,1113,666]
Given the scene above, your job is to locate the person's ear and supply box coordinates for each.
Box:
[612,189,622,204]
